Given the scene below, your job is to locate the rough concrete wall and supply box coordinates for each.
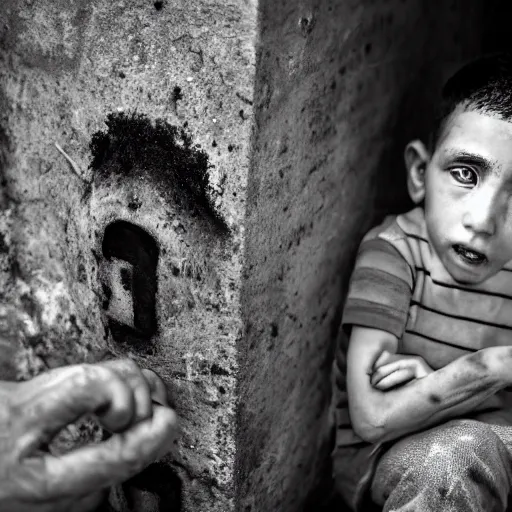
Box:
[238,2,489,511]
[0,0,256,510]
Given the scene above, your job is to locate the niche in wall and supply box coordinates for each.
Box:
[100,220,159,353]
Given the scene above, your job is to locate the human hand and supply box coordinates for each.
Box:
[370,350,434,390]
[0,358,178,512]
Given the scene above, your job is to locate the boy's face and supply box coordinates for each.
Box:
[423,108,512,284]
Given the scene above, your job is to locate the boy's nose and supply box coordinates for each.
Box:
[462,191,499,237]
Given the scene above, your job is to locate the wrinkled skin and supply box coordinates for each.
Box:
[0,359,177,512]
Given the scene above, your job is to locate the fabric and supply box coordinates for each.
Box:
[332,206,512,511]
[344,206,512,363]
[371,418,512,512]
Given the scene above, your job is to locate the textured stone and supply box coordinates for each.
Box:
[0,0,255,510]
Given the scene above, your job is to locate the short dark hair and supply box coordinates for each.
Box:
[430,52,512,149]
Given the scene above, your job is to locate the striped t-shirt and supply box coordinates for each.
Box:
[332,206,512,510]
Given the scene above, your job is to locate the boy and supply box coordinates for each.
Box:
[333,52,512,512]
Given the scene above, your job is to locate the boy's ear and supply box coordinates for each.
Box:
[405,140,430,204]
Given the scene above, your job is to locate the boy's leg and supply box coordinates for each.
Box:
[371,419,512,512]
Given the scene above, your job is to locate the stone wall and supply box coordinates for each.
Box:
[0,0,256,510]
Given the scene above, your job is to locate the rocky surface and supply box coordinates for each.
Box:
[0,0,256,510]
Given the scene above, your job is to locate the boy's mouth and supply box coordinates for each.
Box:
[452,244,487,266]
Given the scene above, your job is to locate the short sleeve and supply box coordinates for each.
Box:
[342,237,414,339]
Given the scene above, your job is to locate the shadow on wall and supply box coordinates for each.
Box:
[105,461,183,512]
[238,1,512,512]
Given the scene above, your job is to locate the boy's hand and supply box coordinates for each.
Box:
[370,350,434,390]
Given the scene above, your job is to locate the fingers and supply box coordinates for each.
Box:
[371,355,432,389]
[21,405,178,500]
[15,365,135,453]
[371,359,415,387]
[17,359,169,455]
[372,350,403,371]
[98,360,170,428]
[99,359,153,426]
[141,368,169,406]
[371,360,402,386]
[373,350,392,371]
[372,368,415,390]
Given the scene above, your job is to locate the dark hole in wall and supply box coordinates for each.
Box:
[120,266,132,291]
[0,124,12,209]
[102,220,159,352]
[102,282,112,310]
[89,112,229,235]
[122,462,183,512]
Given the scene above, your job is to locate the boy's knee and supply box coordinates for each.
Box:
[427,420,506,464]
[379,421,493,475]
[396,420,505,472]
[373,420,511,507]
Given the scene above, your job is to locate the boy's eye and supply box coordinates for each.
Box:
[450,167,477,186]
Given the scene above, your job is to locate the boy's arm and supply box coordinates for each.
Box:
[347,326,509,444]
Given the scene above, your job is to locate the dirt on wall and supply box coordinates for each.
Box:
[237,1,493,511]
[0,0,256,510]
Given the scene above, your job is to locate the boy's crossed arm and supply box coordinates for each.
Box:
[347,326,509,444]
